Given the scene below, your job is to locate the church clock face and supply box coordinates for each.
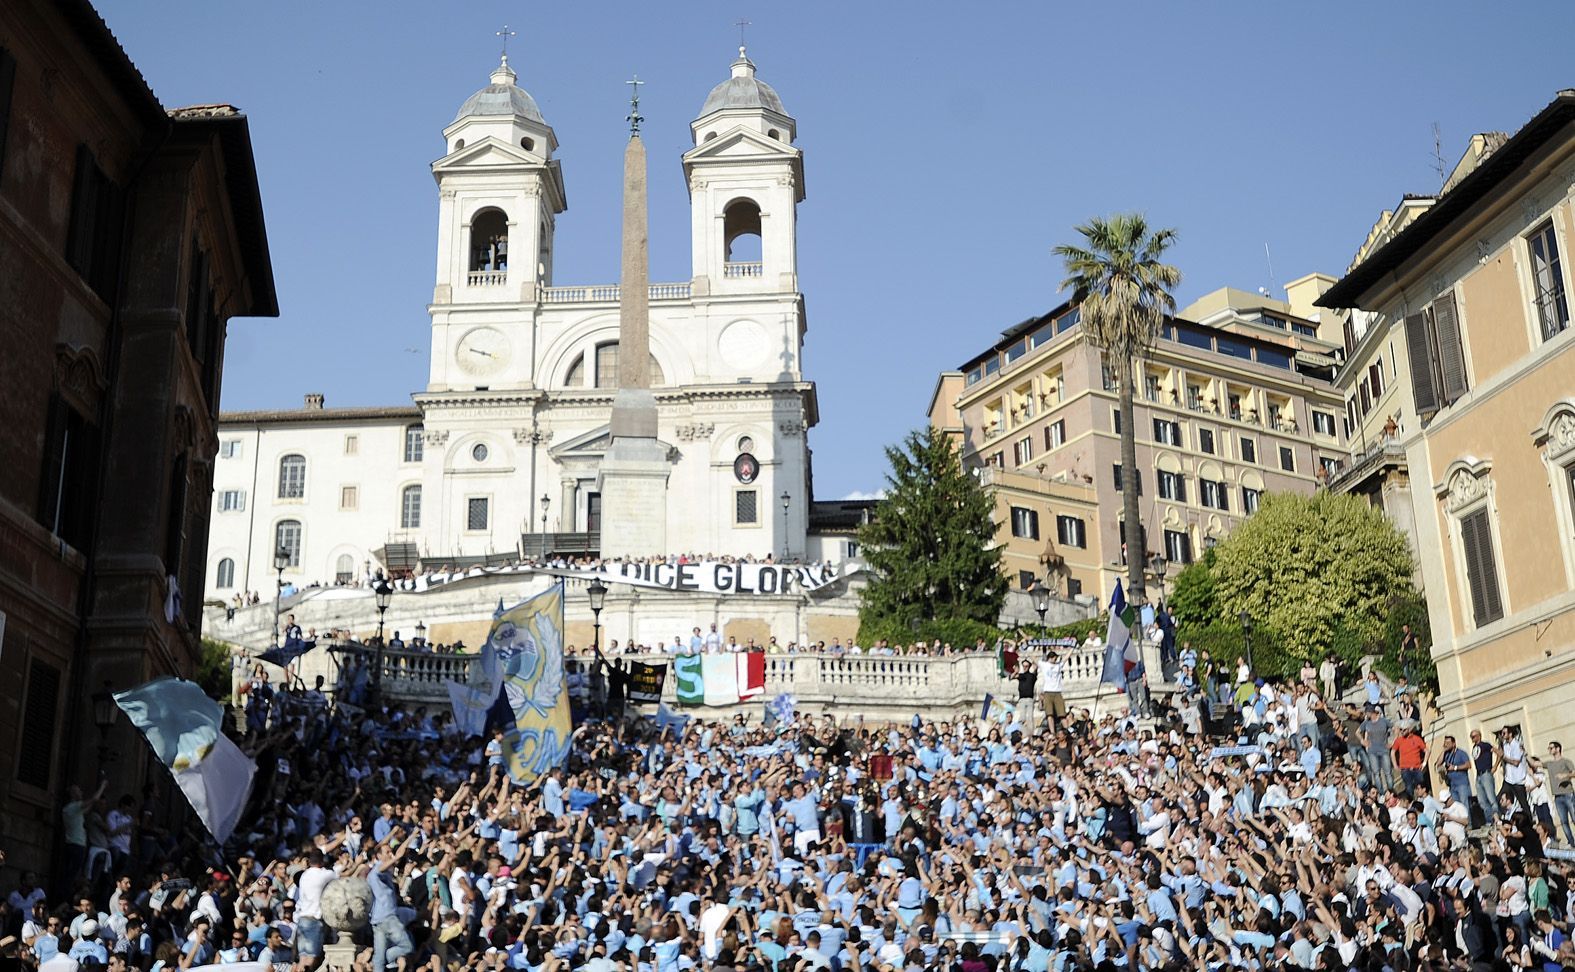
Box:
[456,327,511,377]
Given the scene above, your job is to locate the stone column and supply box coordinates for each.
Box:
[560,478,578,533]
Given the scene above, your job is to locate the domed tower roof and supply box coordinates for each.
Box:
[697,49,788,118]
[454,57,545,125]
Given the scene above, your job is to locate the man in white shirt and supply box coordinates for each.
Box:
[1501,725,1533,818]
[293,848,338,964]
[703,624,723,653]
[1038,653,1068,734]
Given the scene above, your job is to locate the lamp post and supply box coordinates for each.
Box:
[372,579,393,706]
[272,546,289,648]
[1239,608,1254,673]
[1030,582,1051,628]
[1149,553,1168,603]
[90,681,117,770]
[540,493,551,538]
[587,579,607,657]
[415,620,427,649]
[779,490,791,561]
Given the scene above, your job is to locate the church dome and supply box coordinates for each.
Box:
[698,51,787,118]
[454,59,545,125]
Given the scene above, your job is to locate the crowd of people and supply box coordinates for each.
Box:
[8,634,1575,972]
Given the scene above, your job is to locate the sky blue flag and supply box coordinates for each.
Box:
[114,677,255,843]
[1100,580,1133,691]
[651,703,691,739]
[257,635,314,669]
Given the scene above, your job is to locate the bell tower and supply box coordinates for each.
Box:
[683,48,804,297]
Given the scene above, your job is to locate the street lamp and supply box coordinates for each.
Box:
[90,681,117,769]
[780,490,791,560]
[1030,582,1051,627]
[1239,608,1254,673]
[271,546,289,648]
[587,579,608,657]
[540,493,551,537]
[372,579,393,706]
[414,620,427,648]
[1149,553,1168,602]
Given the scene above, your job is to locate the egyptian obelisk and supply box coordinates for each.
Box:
[597,80,671,557]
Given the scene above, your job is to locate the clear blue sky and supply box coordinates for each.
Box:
[98,0,1575,499]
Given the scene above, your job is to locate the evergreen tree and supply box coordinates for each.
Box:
[857,427,1007,632]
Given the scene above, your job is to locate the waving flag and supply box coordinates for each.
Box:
[114,678,255,843]
[256,634,315,669]
[672,651,766,706]
[489,584,572,785]
[1100,580,1138,693]
[446,642,502,737]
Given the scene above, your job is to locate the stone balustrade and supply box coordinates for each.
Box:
[320,638,1166,722]
[467,270,507,287]
[539,282,691,304]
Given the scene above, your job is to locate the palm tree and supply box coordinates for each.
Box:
[1054,214,1181,604]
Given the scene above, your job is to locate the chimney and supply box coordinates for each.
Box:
[304,393,325,410]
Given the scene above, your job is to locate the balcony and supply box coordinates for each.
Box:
[723,261,763,279]
[467,270,508,287]
[1325,439,1408,494]
[519,531,600,559]
[540,283,692,304]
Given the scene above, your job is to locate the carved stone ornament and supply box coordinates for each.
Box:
[520,184,541,198]
[1444,468,1489,513]
[689,178,708,192]
[1476,239,1493,265]
[513,427,553,444]
[172,404,199,451]
[674,423,714,441]
[1539,408,1575,463]
[776,174,795,188]
[778,421,805,438]
[423,429,450,447]
[54,344,105,413]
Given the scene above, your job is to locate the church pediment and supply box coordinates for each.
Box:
[433,135,543,172]
[682,127,800,164]
[549,424,676,461]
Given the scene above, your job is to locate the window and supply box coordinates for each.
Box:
[846,540,860,558]
[275,520,302,568]
[216,558,235,589]
[472,443,489,463]
[735,490,758,525]
[1112,465,1142,495]
[586,492,602,532]
[1118,521,1148,564]
[404,425,424,463]
[1157,470,1186,502]
[1368,362,1384,400]
[1530,220,1570,340]
[723,198,763,263]
[1279,446,1295,472]
[1066,578,1083,597]
[1153,418,1181,447]
[1186,384,1204,410]
[469,207,509,272]
[1199,428,1216,455]
[1359,379,1371,416]
[1200,480,1229,511]
[1004,339,1028,363]
[1044,420,1066,450]
[1010,507,1040,540]
[1164,529,1193,564]
[1217,335,1253,360]
[1405,293,1469,416]
[16,657,61,789]
[1228,394,1243,421]
[401,485,422,529]
[596,342,620,388]
[989,451,1003,468]
[36,393,100,550]
[278,454,306,499]
[1018,570,1037,590]
[1459,508,1504,626]
[1241,486,1261,514]
[1112,409,1122,434]
[218,489,246,513]
[1056,515,1086,548]
[1013,437,1034,466]
[220,439,242,459]
[1143,374,1161,402]
[1102,362,1119,392]
[340,485,359,510]
[1239,437,1256,464]
[344,434,359,456]
[1292,322,1318,337]
[1319,456,1340,478]
[466,497,490,531]
[65,145,125,300]
[1312,411,1336,436]
[335,554,354,585]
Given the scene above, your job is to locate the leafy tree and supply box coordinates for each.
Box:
[1209,492,1415,666]
[1055,214,1181,603]
[198,637,236,700]
[1168,547,1219,631]
[857,427,1007,639]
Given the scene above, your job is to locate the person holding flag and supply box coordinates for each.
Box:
[1098,580,1142,715]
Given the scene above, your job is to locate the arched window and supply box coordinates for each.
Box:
[275,520,302,568]
[469,208,509,272]
[401,485,422,529]
[278,454,306,499]
[404,425,424,463]
[565,353,585,387]
[216,557,235,589]
[521,137,535,152]
[723,199,762,265]
[591,342,665,389]
[335,554,354,585]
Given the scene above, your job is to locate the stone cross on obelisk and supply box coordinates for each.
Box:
[597,78,671,557]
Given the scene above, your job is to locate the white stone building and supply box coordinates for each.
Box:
[206,49,826,595]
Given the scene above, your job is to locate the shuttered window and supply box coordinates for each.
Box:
[1406,295,1470,418]
[17,657,61,789]
[1459,508,1504,627]
[65,145,125,301]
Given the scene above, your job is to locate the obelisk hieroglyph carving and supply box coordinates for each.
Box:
[598,78,670,558]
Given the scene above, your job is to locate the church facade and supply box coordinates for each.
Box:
[206,50,824,593]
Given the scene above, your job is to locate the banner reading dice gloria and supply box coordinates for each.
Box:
[673,651,766,706]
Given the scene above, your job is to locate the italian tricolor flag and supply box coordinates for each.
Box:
[1100,580,1139,693]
